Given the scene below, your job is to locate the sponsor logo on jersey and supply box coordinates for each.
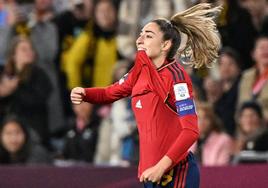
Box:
[173,83,190,101]
[135,100,142,109]
[175,99,196,116]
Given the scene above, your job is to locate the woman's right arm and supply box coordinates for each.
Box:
[71,70,134,105]
[71,50,146,105]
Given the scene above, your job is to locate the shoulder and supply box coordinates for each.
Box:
[27,144,52,164]
[241,67,256,80]
[161,61,190,84]
[161,61,194,102]
[242,67,256,76]
[209,132,233,145]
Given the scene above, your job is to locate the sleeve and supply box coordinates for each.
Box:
[165,67,199,164]
[84,50,145,104]
[83,68,134,104]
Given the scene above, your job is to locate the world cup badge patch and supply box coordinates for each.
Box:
[173,83,190,101]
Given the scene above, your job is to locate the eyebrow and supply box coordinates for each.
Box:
[144,30,156,35]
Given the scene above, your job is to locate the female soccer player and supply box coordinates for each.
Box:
[70,3,221,188]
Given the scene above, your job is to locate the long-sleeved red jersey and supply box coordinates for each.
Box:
[84,51,199,177]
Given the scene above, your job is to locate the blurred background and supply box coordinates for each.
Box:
[0,0,268,187]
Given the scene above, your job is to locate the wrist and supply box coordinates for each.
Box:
[157,155,173,173]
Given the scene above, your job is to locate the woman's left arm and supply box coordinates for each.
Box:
[140,70,199,183]
[139,123,199,183]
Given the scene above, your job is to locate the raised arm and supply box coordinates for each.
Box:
[70,51,147,105]
[70,66,138,105]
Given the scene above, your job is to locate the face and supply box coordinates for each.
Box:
[1,121,26,154]
[219,54,240,81]
[203,77,222,96]
[240,0,266,16]
[136,22,167,60]
[95,1,116,30]
[14,40,35,70]
[35,0,53,12]
[239,108,261,135]
[253,37,268,67]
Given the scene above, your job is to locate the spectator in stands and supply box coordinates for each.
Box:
[216,0,257,70]
[53,0,94,117]
[192,102,233,166]
[0,115,51,165]
[214,47,242,136]
[63,102,100,163]
[0,36,52,149]
[239,0,268,32]
[0,0,18,65]
[29,0,65,138]
[5,0,65,137]
[238,35,268,122]
[62,0,118,89]
[234,101,266,154]
[28,0,57,66]
[53,0,93,87]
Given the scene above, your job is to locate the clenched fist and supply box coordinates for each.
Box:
[70,87,86,105]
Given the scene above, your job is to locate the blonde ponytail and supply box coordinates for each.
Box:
[171,3,222,68]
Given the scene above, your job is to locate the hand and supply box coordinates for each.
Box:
[140,165,164,184]
[70,87,85,105]
[139,156,172,183]
[0,75,19,97]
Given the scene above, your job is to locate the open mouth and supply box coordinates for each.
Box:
[138,46,147,51]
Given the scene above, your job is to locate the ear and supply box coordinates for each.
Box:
[161,40,172,52]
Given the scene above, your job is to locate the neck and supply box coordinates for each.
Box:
[16,64,24,73]
[152,55,166,69]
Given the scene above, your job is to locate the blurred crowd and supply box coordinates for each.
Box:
[0,0,268,167]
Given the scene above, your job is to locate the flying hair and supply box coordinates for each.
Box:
[170,3,222,68]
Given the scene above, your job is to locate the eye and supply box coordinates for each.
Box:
[146,35,153,39]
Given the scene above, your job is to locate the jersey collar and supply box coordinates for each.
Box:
[157,59,177,72]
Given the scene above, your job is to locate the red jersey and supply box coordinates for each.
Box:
[84,51,199,177]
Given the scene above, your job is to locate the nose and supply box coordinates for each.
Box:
[136,35,144,46]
